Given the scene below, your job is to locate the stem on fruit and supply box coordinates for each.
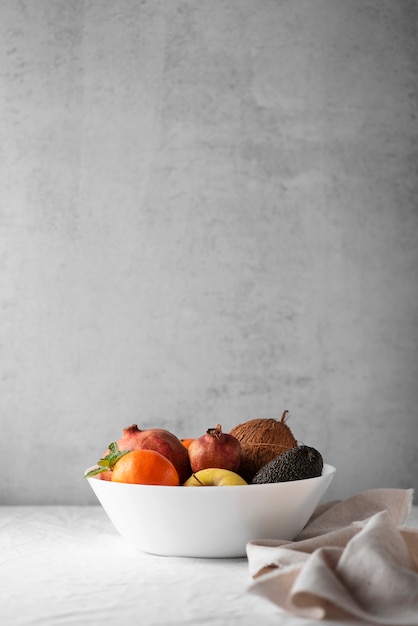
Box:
[192,473,205,486]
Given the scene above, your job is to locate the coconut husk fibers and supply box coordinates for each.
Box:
[230,411,297,482]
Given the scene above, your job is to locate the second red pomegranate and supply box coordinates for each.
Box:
[188,424,241,473]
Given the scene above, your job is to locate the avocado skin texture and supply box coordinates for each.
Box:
[251,445,323,484]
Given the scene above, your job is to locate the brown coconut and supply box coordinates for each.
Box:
[229,411,297,482]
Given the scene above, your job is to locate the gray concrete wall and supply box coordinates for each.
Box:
[1,0,417,504]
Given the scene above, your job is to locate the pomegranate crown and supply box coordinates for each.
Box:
[206,424,223,438]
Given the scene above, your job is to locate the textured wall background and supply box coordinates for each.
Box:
[1,0,417,504]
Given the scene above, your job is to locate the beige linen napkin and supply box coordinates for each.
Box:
[247,488,418,624]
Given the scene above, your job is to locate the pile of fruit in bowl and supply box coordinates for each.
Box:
[85,411,336,558]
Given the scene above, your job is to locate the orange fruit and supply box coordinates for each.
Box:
[111,449,180,486]
[180,438,195,449]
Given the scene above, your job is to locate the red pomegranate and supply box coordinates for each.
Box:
[188,424,241,473]
[111,424,191,484]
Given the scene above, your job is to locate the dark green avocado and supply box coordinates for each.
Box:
[251,445,323,484]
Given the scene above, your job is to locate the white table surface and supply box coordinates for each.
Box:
[2,504,418,626]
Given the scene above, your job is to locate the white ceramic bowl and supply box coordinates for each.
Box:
[87,463,336,558]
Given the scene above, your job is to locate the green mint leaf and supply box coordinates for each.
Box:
[84,442,132,478]
[84,466,109,478]
[103,442,131,469]
[109,448,131,466]
[97,458,112,468]
[108,441,120,455]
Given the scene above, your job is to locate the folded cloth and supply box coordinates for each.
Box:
[247,488,417,624]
